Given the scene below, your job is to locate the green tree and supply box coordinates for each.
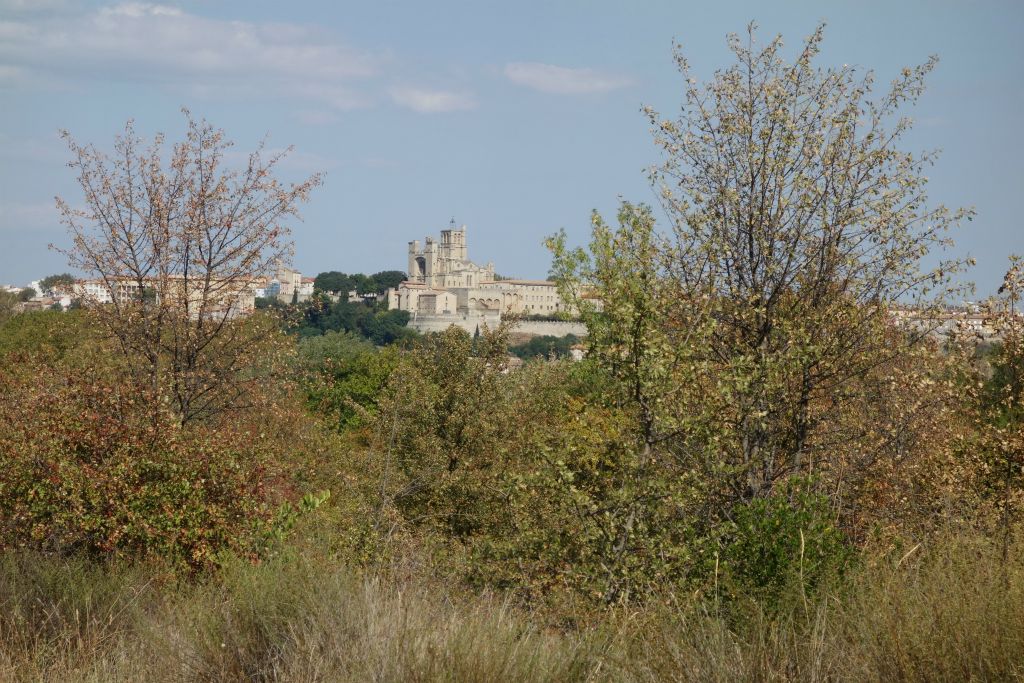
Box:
[255,296,287,310]
[555,24,971,503]
[0,309,91,360]
[509,334,581,360]
[17,287,36,302]
[298,331,397,431]
[350,274,372,296]
[639,23,971,499]
[369,270,407,292]
[38,273,75,295]
[544,24,972,603]
[548,204,720,603]
[368,324,523,539]
[314,271,352,294]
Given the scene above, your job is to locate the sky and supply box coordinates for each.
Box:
[1,0,1021,295]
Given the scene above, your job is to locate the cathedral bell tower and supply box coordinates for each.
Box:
[440,217,468,262]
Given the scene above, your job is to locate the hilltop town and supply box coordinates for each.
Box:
[2,220,592,338]
[0,223,1005,343]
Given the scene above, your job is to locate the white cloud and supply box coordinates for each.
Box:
[504,62,632,95]
[0,3,483,115]
[389,86,476,113]
[99,2,181,18]
[0,3,382,110]
[0,0,70,12]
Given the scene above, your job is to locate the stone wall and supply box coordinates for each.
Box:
[408,312,586,338]
[511,320,587,337]
[408,312,500,335]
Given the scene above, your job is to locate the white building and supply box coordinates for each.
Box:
[407,221,495,289]
[387,222,582,335]
[275,265,315,303]
[72,279,122,305]
[71,276,254,320]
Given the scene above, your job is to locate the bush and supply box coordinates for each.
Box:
[290,294,417,345]
[0,362,283,572]
[717,478,852,606]
[0,309,90,360]
[297,331,398,432]
[509,333,581,360]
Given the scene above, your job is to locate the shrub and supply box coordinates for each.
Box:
[717,478,852,606]
[0,361,283,572]
[509,333,581,360]
[0,309,91,360]
[297,330,399,432]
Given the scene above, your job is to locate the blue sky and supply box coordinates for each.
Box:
[1,0,1021,295]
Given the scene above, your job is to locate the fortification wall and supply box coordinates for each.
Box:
[408,312,501,334]
[408,313,587,338]
[510,320,587,337]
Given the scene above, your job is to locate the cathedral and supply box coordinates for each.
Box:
[386,221,571,332]
[406,221,494,289]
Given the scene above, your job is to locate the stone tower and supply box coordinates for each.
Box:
[439,219,467,262]
[406,221,489,289]
[407,239,424,283]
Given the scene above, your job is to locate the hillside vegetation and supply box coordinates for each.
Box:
[2,24,1022,682]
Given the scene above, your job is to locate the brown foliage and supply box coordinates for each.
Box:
[55,111,321,424]
[0,336,317,571]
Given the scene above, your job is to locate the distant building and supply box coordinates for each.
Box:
[72,278,136,305]
[299,277,316,300]
[71,275,254,320]
[407,221,495,289]
[389,282,458,314]
[386,221,585,336]
[74,279,115,304]
[888,304,999,341]
[14,298,55,313]
[274,265,315,303]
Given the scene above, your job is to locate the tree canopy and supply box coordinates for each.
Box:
[38,273,75,294]
[56,110,321,424]
[314,270,408,295]
[545,23,974,600]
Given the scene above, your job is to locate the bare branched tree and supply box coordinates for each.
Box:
[55,110,322,423]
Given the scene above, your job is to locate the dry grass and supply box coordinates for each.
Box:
[0,553,599,682]
[1,533,1022,682]
[621,533,1024,682]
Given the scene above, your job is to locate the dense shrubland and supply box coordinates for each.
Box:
[0,312,332,572]
[2,23,1023,681]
